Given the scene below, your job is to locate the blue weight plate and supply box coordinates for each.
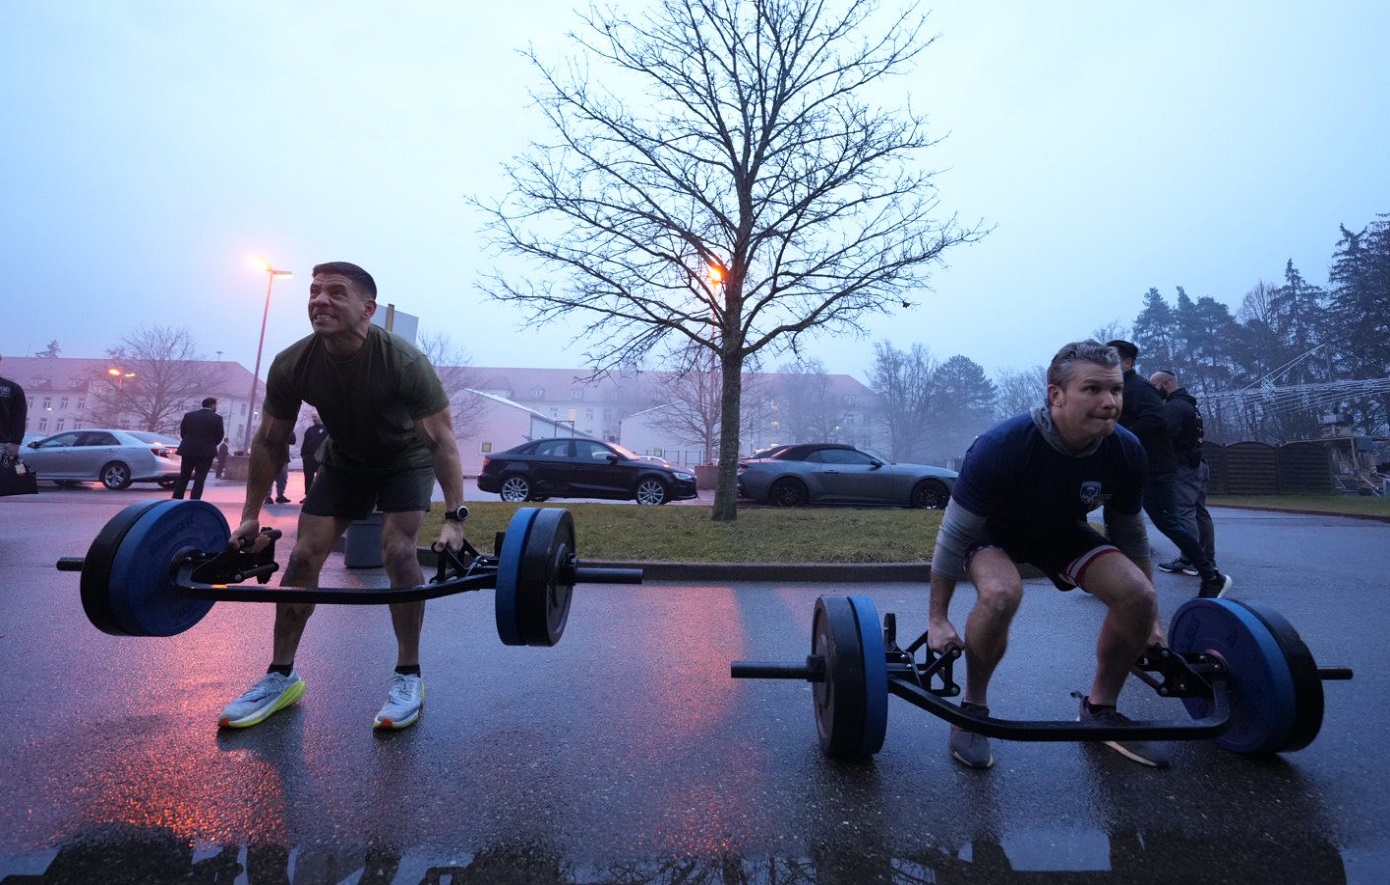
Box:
[848,595,888,756]
[1168,597,1297,754]
[80,500,164,635]
[517,508,575,647]
[107,500,228,637]
[494,507,540,646]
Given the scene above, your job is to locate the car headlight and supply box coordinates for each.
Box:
[672,471,695,481]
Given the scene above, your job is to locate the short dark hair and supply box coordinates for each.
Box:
[1048,340,1120,388]
[1106,339,1139,361]
[201,397,217,408]
[312,261,377,300]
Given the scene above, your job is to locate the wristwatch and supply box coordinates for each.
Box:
[443,505,470,522]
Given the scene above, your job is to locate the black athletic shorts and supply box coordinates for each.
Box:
[964,521,1122,591]
[301,462,435,521]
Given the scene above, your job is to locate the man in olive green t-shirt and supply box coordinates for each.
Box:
[218,261,468,733]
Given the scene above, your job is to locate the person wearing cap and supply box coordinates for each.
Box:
[1106,339,1231,600]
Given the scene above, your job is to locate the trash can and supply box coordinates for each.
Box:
[343,511,384,568]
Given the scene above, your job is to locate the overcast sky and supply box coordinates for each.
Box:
[3,1,1386,384]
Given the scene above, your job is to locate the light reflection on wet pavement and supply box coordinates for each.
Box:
[1,494,1387,883]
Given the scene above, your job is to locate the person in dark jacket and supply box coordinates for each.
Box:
[1107,341,1229,599]
[299,413,328,502]
[215,438,230,478]
[173,397,225,500]
[0,353,27,459]
[1150,370,1216,576]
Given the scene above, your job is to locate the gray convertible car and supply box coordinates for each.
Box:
[736,442,957,509]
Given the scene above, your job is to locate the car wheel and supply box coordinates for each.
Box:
[499,475,532,502]
[158,478,176,489]
[100,462,133,490]
[635,477,669,505]
[911,479,949,510]
[769,477,809,507]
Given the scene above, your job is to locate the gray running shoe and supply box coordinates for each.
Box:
[218,671,305,729]
[1076,694,1170,769]
[374,673,425,730]
[949,702,994,769]
[1158,559,1199,577]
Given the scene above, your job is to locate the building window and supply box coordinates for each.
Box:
[56,419,66,431]
[59,397,69,410]
[76,398,85,411]
[42,397,52,410]
[480,442,493,453]
[842,394,857,406]
[585,409,594,421]
[531,387,545,400]
[570,389,584,401]
[38,419,48,432]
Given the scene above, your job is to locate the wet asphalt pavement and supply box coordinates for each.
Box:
[0,479,1387,884]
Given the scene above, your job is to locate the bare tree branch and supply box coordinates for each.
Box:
[474,0,985,518]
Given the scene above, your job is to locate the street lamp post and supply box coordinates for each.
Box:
[242,259,293,453]
[106,368,135,424]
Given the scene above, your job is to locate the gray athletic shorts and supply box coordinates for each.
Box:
[301,462,435,521]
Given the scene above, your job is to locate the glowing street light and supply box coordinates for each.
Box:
[242,258,293,453]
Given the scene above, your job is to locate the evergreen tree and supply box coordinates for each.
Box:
[1131,288,1176,369]
[1328,216,1390,434]
[925,355,996,464]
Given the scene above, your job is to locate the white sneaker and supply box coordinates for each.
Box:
[218,671,305,729]
[374,673,425,730]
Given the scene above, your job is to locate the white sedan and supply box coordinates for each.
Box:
[22,429,182,490]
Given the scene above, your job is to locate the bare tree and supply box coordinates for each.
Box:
[993,365,1047,419]
[869,340,935,460]
[656,343,769,462]
[416,331,489,441]
[475,0,982,519]
[85,327,220,432]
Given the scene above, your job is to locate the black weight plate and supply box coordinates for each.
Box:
[1233,599,1325,752]
[495,507,540,646]
[812,595,886,760]
[107,500,227,637]
[1169,597,1297,755]
[516,508,575,646]
[80,500,164,635]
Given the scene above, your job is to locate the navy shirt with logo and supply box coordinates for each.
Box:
[951,413,1148,538]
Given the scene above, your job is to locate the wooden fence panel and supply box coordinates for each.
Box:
[1223,442,1280,495]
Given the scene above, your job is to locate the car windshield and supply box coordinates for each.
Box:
[607,442,641,460]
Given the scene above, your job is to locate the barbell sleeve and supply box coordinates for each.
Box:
[56,557,85,572]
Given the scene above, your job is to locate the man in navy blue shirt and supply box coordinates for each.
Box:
[929,340,1169,770]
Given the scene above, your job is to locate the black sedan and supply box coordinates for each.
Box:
[477,437,699,505]
[737,442,957,509]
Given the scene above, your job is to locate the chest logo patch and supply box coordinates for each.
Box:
[1079,480,1104,510]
